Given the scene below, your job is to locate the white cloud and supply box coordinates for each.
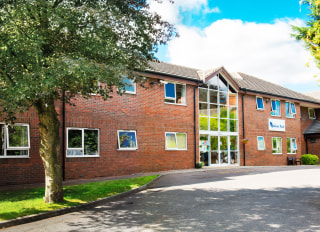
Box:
[167,18,319,88]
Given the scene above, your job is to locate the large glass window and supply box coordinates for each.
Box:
[123,77,136,94]
[272,137,282,154]
[287,138,297,154]
[165,132,187,150]
[256,97,264,110]
[199,74,238,132]
[0,124,30,158]
[117,130,137,150]
[285,102,296,118]
[165,82,186,105]
[67,128,99,157]
[308,108,316,119]
[271,100,281,116]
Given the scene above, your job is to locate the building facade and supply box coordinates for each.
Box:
[1,62,320,186]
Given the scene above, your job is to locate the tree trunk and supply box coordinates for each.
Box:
[34,96,63,203]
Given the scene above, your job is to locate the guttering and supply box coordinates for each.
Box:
[145,70,200,83]
[242,90,247,166]
[238,87,320,106]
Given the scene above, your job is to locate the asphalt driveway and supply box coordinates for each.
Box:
[3,166,320,232]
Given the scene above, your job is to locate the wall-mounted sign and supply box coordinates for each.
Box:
[268,119,285,131]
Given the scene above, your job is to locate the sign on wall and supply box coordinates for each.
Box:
[268,119,285,131]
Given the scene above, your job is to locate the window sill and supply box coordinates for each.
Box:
[118,149,138,151]
[256,108,264,111]
[164,102,187,106]
[271,115,281,117]
[124,91,136,95]
[165,149,188,151]
[287,153,297,155]
[272,153,282,155]
[0,156,30,159]
[66,155,100,158]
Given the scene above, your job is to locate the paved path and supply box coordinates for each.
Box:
[2,166,320,232]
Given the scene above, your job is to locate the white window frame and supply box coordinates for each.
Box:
[256,97,264,110]
[285,102,296,118]
[257,136,265,150]
[308,108,316,119]
[271,99,281,117]
[287,137,297,154]
[0,123,30,158]
[272,137,282,154]
[66,127,100,157]
[165,132,187,150]
[117,130,138,150]
[164,82,187,105]
[123,77,136,94]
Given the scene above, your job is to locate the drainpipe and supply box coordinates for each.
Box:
[242,90,247,166]
[194,82,199,168]
[62,91,66,181]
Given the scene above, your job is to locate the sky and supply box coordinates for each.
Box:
[149,0,320,93]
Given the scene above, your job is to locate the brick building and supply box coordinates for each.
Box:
[1,62,320,185]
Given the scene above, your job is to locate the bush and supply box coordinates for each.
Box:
[301,154,319,165]
[196,161,204,169]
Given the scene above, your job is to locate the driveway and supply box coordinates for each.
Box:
[3,166,320,232]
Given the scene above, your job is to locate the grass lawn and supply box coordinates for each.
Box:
[0,175,158,221]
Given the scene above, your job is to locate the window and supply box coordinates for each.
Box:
[256,97,264,110]
[164,82,186,105]
[271,100,281,116]
[308,108,316,119]
[165,132,187,150]
[285,102,296,118]
[257,136,265,150]
[272,137,282,154]
[0,124,30,158]
[287,138,297,154]
[67,128,99,157]
[123,77,136,94]
[117,130,137,150]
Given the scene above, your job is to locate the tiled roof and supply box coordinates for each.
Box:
[231,72,320,104]
[304,120,320,135]
[304,90,320,100]
[147,61,200,80]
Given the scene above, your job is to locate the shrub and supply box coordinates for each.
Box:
[301,154,319,165]
[196,161,204,169]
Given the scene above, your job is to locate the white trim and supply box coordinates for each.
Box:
[287,137,297,154]
[123,77,136,94]
[271,99,281,117]
[117,130,138,150]
[308,108,316,119]
[0,123,30,158]
[257,136,265,150]
[66,127,100,157]
[256,96,264,110]
[272,137,282,154]
[165,132,187,150]
[164,82,187,105]
[285,101,296,118]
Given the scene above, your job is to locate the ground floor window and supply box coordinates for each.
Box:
[67,128,99,157]
[0,124,30,158]
[200,134,238,166]
[257,136,265,150]
[272,137,282,154]
[117,130,138,150]
[287,138,297,154]
[165,132,187,150]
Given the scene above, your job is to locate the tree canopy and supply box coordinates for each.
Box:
[292,0,320,69]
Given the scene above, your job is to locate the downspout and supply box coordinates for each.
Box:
[62,91,66,181]
[242,90,247,166]
[194,81,199,167]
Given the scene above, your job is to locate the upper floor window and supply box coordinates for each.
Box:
[123,77,136,94]
[308,108,316,119]
[272,137,282,154]
[271,100,281,116]
[285,102,296,118]
[0,124,30,158]
[256,97,264,110]
[287,138,297,154]
[165,132,187,150]
[164,82,186,105]
[117,130,138,150]
[67,128,99,157]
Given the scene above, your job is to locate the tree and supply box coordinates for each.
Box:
[0,0,175,203]
[292,0,320,69]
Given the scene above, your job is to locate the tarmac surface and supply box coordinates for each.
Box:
[1,166,320,232]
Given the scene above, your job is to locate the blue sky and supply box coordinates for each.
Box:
[150,0,319,93]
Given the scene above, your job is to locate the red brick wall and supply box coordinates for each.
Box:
[239,93,302,166]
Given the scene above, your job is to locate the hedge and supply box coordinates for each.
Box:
[301,154,319,165]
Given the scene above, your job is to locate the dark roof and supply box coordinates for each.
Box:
[231,72,320,104]
[147,61,200,81]
[304,120,320,135]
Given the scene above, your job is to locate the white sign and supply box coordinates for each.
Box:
[268,119,285,131]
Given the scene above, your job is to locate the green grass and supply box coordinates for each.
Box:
[0,175,158,221]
